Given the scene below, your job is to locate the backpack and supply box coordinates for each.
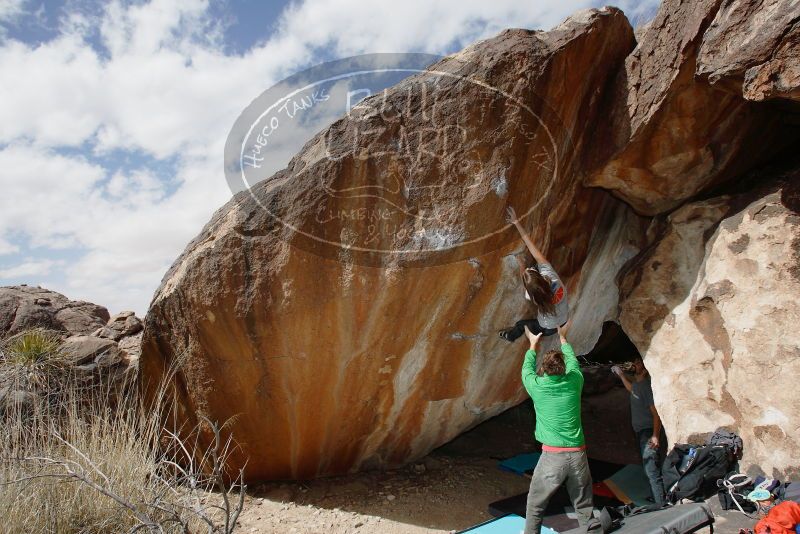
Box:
[706,429,744,459]
[662,444,733,503]
[717,473,757,516]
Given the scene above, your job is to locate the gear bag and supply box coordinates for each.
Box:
[717,473,757,516]
[662,444,733,503]
[706,429,744,460]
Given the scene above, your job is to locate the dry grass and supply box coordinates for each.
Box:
[0,330,244,533]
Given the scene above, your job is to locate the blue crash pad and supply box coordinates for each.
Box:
[498,452,541,475]
[604,464,652,507]
[458,514,558,534]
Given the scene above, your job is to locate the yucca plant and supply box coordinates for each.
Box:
[2,328,63,365]
[0,329,76,419]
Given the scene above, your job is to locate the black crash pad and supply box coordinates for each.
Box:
[560,502,715,534]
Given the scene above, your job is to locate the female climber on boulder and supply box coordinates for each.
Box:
[500,206,569,342]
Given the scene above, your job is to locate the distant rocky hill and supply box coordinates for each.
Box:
[140,0,800,480]
[0,285,142,383]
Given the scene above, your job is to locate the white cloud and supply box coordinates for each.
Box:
[267,0,659,57]
[0,141,230,314]
[0,143,106,250]
[0,0,26,23]
[0,0,658,315]
[610,0,660,28]
[99,0,216,57]
[0,258,60,278]
[0,237,18,255]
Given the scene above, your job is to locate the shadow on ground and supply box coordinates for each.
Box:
[237,396,648,533]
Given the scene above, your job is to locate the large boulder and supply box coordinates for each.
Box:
[697,0,800,103]
[585,0,795,215]
[741,27,800,103]
[619,172,800,478]
[141,9,645,480]
[0,286,110,337]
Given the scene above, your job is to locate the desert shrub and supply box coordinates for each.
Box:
[3,328,63,365]
[1,329,75,409]
[0,330,244,533]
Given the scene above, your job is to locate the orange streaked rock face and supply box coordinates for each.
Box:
[140,0,800,482]
[140,8,645,480]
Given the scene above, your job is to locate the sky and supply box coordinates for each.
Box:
[0,0,660,316]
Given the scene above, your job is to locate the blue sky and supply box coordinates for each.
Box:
[0,0,659,315]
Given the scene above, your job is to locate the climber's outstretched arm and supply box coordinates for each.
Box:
[513,252,527,282]
[506,206,548,265]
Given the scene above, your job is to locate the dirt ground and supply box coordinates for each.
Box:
[237,454,529,533]
[234,394,758,534]
[236,406,535,534]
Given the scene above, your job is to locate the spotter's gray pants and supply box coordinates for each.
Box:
[524,450,593,534]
